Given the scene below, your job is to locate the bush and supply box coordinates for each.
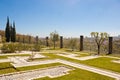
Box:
[1,43,16,53]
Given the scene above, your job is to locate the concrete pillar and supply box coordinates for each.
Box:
[60,36,63,48]
[80,35,84,51]
[46,37,49,47]
[35,36,38,44]
[108,37,113,54]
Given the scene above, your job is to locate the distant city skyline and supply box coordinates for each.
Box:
[0,0,120,38]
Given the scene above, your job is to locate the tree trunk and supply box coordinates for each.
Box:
[98,45,100,55]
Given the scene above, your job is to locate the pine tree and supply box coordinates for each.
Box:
[5,17,11,42]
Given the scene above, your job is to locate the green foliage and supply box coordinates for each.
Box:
[15,43,23,52]
[33,44,41,51]
[68,38,77,51]
[5,17,16,42]
[5,17,11,42]
[11,22,16,42]
[1,43,16,53]
[50,31,59,49]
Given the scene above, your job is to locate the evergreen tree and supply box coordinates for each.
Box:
[5,17,11,42]
[10,24,13,42]
[12,22,16,42]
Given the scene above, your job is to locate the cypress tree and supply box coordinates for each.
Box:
[10,24,13,42]
[5,17,11,42]
[12,22,16,42]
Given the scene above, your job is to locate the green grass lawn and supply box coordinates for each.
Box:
[17,63,63,71]
[0,62,17,74]
[35,68,115,80]
[0,55,8,59]
[81,57,120,73]
[42,53,120,73]
[6,54,30,57]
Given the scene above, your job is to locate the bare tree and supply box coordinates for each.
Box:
[91,32,109,55]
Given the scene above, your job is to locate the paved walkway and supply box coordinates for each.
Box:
[112,60,120,64]
[0,59,10,63]
[0,66,72,80]
[57,53,100,60]
[11,57,58,67]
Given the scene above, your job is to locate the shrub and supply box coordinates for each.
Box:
[1,43,16,53]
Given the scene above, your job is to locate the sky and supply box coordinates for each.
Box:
[0,0,120,38]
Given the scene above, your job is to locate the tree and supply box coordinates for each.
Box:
[5,17,11,42]
[69,38,77,51]
[12,22,16,42]
[10,25,13,42]
[91,32,109,55]
[50,31,59,49]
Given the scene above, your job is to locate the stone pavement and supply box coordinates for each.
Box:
[0,66,73,80]
[11,57,58,67]
[0,59,10,63]
[57,53,100,60]
[112,60,120,64]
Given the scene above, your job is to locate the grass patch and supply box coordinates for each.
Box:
[0,56,8,59]
[17,63,63,71]
[6,54,30,57]
[81,57,120,73]
[0,62,17,74]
